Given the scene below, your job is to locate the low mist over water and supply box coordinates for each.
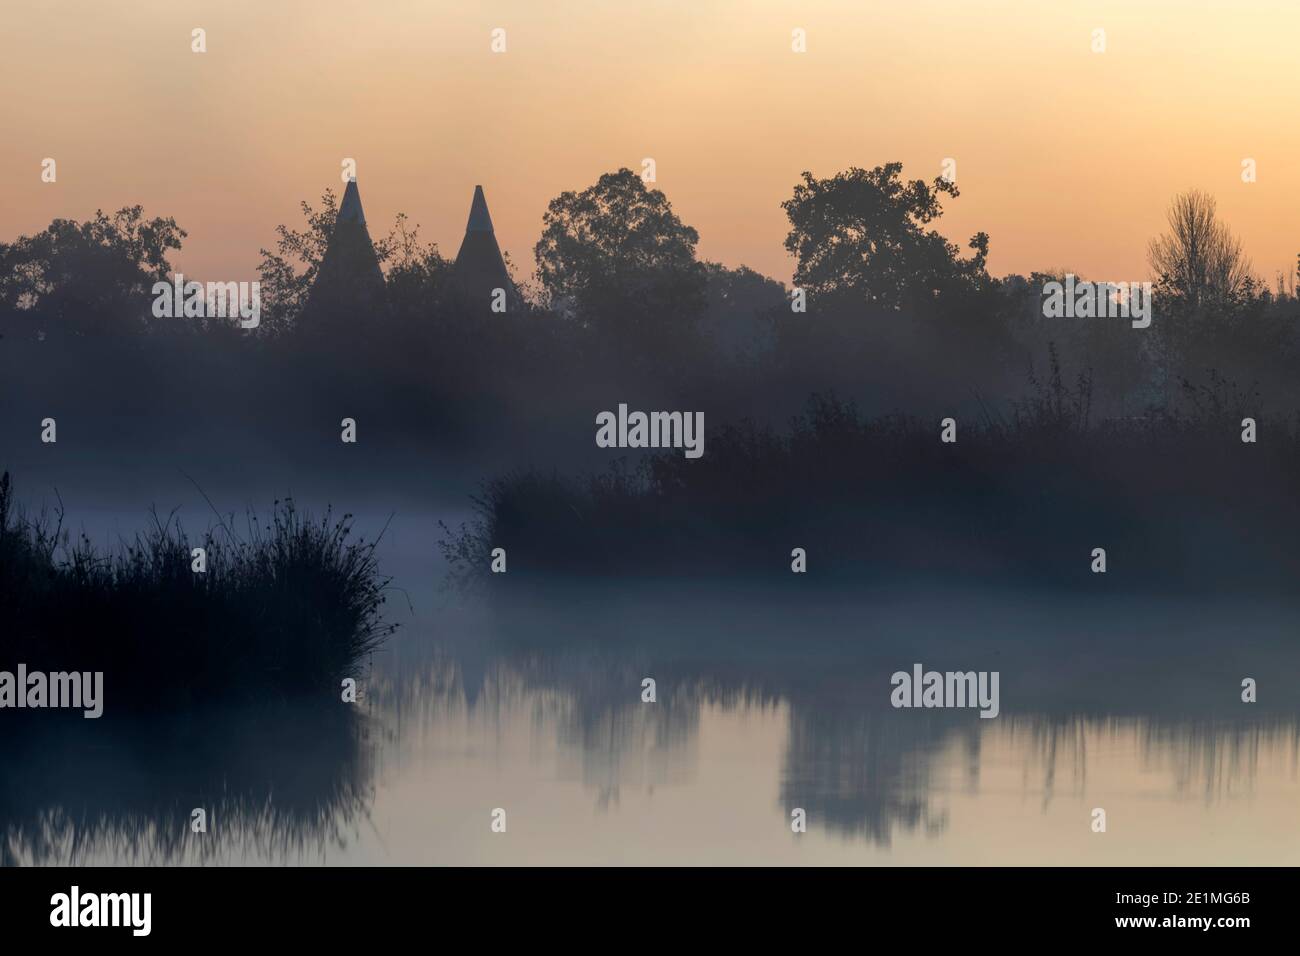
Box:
[7,499,1296,866]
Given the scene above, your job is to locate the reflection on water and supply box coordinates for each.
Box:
[3,704,373,866]
[7,514,1300,865]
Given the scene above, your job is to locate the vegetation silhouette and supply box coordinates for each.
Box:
[0,699,374,865]
[0,471,395,708]
[3,163,1300,586]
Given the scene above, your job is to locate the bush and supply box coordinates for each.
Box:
[0,473,396,710]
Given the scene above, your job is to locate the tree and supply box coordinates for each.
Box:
[1147,190,1253,311]
[534,169,706,350]
[385,214,451,324]
[699,262,786,360]
[256,191,343,334]
[0,207,185,337]
[781,163,990,310]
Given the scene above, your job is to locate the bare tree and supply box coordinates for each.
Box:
[1147,190,1252,309]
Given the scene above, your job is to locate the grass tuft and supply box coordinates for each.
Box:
[0,472,396,710]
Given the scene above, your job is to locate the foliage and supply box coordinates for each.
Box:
[781,163,990,310]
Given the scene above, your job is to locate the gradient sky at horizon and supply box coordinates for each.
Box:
[3,0,1299,288]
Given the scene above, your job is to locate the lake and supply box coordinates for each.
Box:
[5,499,1299,866]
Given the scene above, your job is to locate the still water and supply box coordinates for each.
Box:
[6,506,1299,866]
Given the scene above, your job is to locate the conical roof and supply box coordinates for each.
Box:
[465,185,494,233]
[338,177,366,225]
[447,185,516,314]
[306,178,387,327]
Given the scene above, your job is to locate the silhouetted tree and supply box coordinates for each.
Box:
[385,213,451,324]
[699,262,785,360]
[781,163,989,310]
[257,191,343,335]
[0,207,185,338]
[1142,191,1297,402]
[1147,190,1253,312]
[534,169,707,355]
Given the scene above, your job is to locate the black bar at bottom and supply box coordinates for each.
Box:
[0,866,1278,942]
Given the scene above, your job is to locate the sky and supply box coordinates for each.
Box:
[3,0,1299,288]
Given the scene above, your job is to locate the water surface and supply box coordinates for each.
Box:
[7,505,1299,866]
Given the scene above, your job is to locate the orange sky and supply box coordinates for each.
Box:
[3,0,1299,288]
